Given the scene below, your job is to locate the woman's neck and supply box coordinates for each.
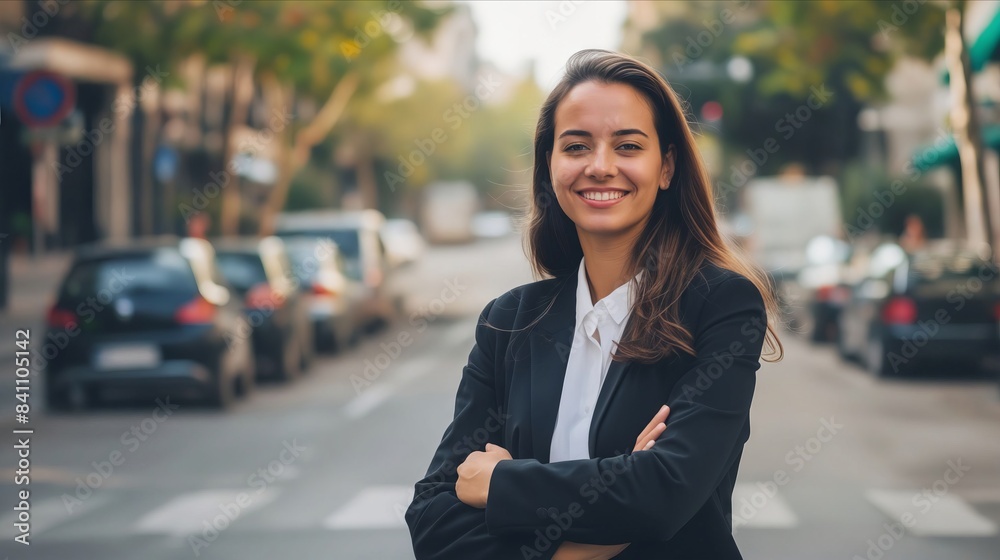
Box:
[579,233,637,305]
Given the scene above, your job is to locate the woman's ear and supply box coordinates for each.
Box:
[659,145,676,190]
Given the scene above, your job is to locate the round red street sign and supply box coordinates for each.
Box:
[13,70,76,128]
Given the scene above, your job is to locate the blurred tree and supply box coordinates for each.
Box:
[346,72,544,216]
[76,0,450,235]
[943,0,992,255]
[634,1,944,178]
[733,1,943,100]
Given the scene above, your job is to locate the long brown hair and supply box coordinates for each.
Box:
[521,49,783,364]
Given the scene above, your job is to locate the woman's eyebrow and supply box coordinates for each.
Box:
[557,128,649,139]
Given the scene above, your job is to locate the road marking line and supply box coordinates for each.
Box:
[344,383,396,419]
[394,354,440,385]
[731,483,800,529]
[133,489,278,535]
[323,485,413,529]
[344,352,442,419]
[866,489,998,536]
[0,494,110,539]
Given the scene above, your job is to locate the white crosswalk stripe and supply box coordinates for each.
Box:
[731,482,800,529]
[866,489,999,537]
[14,483,1000,541]
[323,485,413,530]
[133,489,279,535]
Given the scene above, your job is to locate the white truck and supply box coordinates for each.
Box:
[420,181,480,244]
[738,175,843,281]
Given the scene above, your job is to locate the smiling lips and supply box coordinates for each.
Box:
[580,190,626,201]
[576,189,630,208]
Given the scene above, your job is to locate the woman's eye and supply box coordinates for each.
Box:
[565,144,587,152]
[619,143,641,151]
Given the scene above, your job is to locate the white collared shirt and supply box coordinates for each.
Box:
[549,257,641,462]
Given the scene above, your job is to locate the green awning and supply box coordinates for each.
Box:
[912,125,1000,172]
[970,11,1000,72]
[943,9,1000,83]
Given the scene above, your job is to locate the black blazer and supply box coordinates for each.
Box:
[405,261,768,560]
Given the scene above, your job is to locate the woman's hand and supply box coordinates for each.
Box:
[456,443,512,508]
[633,404,670,452]
[553,541,630,560]
[549,407,670,560]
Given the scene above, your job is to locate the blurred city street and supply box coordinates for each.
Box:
[4,1,1000,558]
[1,235,998,560]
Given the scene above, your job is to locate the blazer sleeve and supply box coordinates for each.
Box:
[485,275,768,544]
[405,297,564,560]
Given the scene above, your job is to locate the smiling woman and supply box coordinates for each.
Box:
[406,49,784,560]
[548,81,674,239]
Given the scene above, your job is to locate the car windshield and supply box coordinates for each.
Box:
[277,229,360,260]
[909,255,998,285]
[60,249,198,302]
[283,243,327,283]
[215,253,268,292]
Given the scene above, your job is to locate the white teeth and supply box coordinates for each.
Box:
[582,191,625,201]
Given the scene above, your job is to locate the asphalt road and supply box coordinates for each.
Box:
[1,235,999,560]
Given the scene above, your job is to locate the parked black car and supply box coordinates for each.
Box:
[838,243,1000,377]
[43,237,255,410]
[213,236,313,382]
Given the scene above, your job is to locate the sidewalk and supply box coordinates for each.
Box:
[1,250,72,324]
[0,251,71,424]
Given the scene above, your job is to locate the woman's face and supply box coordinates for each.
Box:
[548,81,674,242]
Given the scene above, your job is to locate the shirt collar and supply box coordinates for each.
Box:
[575,256,643,332]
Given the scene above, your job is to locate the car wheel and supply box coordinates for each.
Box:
[237,365,256,398]
[836,323,855,362]
[278,337,301,382]
[208,372,237,409]
[866,337,895,378]
[315,323,335,354]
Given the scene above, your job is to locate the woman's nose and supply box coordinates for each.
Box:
[586,145,617,181]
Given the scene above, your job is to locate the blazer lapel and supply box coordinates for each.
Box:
[528,271,637,463]
[589,330,634,458]
[529,273,576,464]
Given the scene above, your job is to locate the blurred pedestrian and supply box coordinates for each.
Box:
[899,213,927,253]
[406,49,784,560]
[186,211,211,240]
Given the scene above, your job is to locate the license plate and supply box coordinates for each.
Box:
[94,344,161,370]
